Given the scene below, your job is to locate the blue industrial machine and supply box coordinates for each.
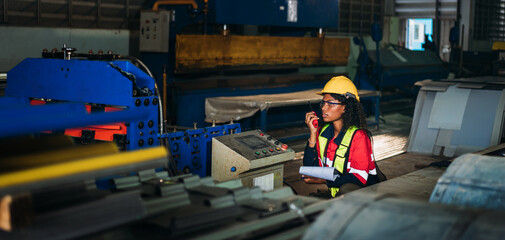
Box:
[139,0,353,130]
[354,20,449,95]
[0,99,149,140]
[211,0,339,28]
[6,57,160,151]
[2,50,241,177]
[366,47,448,93]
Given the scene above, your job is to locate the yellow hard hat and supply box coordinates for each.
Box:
[316,76,360,102]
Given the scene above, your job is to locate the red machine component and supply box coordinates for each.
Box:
[31,100,127,141]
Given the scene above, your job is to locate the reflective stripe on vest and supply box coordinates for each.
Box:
[318,124,359,197]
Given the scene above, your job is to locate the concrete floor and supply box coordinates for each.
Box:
[282,152,449,199]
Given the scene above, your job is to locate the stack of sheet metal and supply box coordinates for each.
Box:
[0,135,330,239]
[0,135,168,239]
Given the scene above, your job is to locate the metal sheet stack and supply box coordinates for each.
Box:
[0,136,328,239]
[304,192,505,240]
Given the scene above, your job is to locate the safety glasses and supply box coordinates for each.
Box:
[320,100,343,108]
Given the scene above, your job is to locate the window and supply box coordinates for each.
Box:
[474,0,505,41]
[406,18,433,51]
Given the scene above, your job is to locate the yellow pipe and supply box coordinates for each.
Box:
[0,147,167,189]
[152,0,198,11]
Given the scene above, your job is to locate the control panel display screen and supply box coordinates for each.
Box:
[236,135,269,150]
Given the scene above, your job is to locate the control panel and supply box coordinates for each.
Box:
[226,131,291,160]
[212,130,295,182]
[140,10,171,53]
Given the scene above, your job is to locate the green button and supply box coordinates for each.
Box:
[255,152,260,155]
[262,150,267,154]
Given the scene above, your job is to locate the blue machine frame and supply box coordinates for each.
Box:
[162,123,241,177]
[3,57,243,178]
[141,0,343,129]
[211,0,339,28]
[5,58,160,150]
[354,38,448,93]
[0,101,150,139]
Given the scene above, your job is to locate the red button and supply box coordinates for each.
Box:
[259,133,264,136]
[281,144,288,150]
[269,149,274,152]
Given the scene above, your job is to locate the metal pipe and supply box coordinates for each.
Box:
[203,0,208,35]
[435,0,441,55]
[97,0,101,28]
[459,24,464,76]
[37,0,41,25]
[69,0,72,27]
[162,65,167,127]
[4,0,7,23]
[152,0,198,11]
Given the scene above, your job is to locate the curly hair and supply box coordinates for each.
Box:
[330,93,368,131]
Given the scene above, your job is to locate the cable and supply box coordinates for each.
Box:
[122,56,181,176]
[125,56,165,136]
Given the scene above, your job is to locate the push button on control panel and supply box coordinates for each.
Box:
[262,150,268,154]
[255,151,260,155]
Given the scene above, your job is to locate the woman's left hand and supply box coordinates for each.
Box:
[301,175,326,184]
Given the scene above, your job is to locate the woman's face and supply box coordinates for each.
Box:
[320,93,345,122]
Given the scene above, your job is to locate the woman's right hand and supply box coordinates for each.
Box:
[305,111,319,132]
[305,112,319,148]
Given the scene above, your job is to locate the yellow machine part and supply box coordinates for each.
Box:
[0,142,119,172]
[0,135,75,159]
[0,147,167,189]
[175,34,350,72]
[492,41,505,51]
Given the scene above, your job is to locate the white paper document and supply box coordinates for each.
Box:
[299,166,340,181]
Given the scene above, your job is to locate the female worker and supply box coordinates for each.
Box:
[302,76,381,198]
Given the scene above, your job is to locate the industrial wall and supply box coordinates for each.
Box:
[0,26,130,72]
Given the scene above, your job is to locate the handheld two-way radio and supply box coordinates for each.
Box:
[308,101,318,128]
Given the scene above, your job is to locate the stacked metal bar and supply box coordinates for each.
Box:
[0,136,168,239]
[0,136,329,239]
